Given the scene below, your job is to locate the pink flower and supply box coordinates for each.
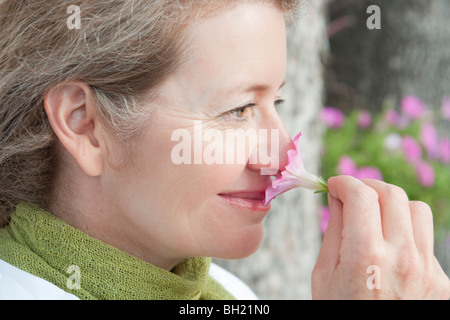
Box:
[338,155,357,176]
[401,95,425,120]
[385,109,400,126]
[402,135,422,163]
[320,206,330,234]
[442,97,450,120]
[414,161,435,188]
[357,110,372,129]
[338,155,383,181]
[355,167,383,181]
[265,132,328,204]
[321,107,345,129]
[420,123,440,160]
[440,138,450,164]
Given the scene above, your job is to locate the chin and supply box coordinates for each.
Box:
[213,223,265,260]
[202,196,269,259]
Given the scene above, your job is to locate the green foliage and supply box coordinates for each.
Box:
[321,107,450,240]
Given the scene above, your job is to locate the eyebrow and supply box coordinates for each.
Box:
[228,80,287,94]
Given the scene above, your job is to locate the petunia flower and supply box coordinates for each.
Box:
[265,132,328,205]
[321,107,345,129]
[401,95,425,120]
[402,135,422,164]
[357,110,372,129]
[337,155,357,176]
[420,122,440,160]
[355,166,383,181]
[337,155,383,181]
[414,161,435,188]
[384,109,400,126]
[440,138,450,164]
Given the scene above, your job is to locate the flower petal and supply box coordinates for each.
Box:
[264,131,328,204]
[265,171,302,205]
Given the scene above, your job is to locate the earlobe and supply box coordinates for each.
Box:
[44,82,104,177]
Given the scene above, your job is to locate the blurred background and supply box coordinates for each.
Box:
[324,0,449,278]
[215,0,449,299]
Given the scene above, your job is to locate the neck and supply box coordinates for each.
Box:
[49,164,184,271]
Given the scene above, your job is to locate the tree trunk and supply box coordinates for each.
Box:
[214,0,328,300]
[327,0,450,113]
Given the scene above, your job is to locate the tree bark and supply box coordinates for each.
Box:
[214,0,328,299]
[327,0,450,112]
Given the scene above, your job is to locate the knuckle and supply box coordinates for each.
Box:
[410,201,432,215]
[344,244,386,271]
[361,245,387,266]
[352,184,379,204]
[384,185,409,202]
[411,201,434,228]
[395,246,422,278]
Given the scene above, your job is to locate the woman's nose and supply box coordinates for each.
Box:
[247,111,294,176]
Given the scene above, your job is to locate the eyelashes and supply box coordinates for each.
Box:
[227,103,257,119]
[274,98,285,107]
[222,98,286,121]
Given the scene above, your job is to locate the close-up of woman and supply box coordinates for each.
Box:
[0,0,449,301]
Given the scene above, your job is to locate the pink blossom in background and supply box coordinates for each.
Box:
[337,155,383,181]
[414,161,435,188]
[355,167,383,181]
[420,123,440,160]
[385,109,400,126]
[321,107,345,129]
[320,206,330,234]
[442,97,450,120]
[402,135,422,163]
[401,95,425,120]
[396,114,412,129]
[337,155,357,176]
[440,139,450,164]
[357,110,372,129]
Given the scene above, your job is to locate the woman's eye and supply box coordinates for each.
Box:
[222,99,284,122]
[227,104,256,119]
[274,98,285,106]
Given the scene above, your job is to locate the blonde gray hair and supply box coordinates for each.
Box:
[0,0,299,225]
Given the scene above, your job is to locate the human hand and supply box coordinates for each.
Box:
[312,175,450,300]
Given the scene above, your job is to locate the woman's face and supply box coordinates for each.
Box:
[103,3,292,269]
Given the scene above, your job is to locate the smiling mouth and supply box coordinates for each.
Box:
[217,191,270,211]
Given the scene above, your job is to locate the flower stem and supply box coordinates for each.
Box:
[314,176,329,194]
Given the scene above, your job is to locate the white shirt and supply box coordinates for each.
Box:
[0,259,257,300]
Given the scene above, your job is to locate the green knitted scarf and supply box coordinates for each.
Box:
[0,203,235,300]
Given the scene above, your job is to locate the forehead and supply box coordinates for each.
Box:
[181,4,286,90]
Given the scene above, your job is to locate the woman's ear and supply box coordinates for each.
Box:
[44,82,105,177]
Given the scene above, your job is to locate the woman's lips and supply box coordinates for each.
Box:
[220,191,266,200]
[217,191,270,211]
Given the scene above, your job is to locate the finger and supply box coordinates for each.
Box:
[409,201,434,257]
[361,179,414,244]
[316,194,343,270]
[327,176,384,247]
